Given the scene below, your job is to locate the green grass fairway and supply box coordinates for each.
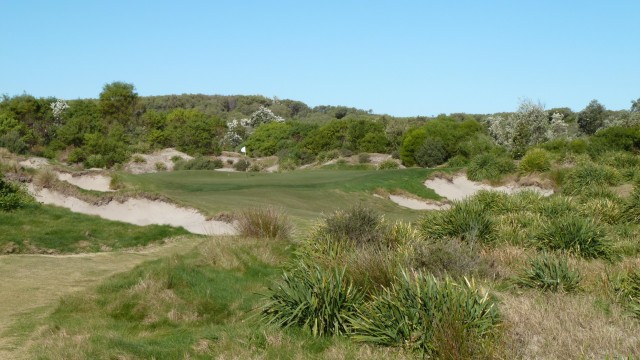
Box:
[0,205,190,254]
[121,168,441,227]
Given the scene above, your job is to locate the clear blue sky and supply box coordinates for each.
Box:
[1,1,638,117]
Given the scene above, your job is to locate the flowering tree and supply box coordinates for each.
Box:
[488,100,554,157]
[222,106,285,149]
[50,99,69,123]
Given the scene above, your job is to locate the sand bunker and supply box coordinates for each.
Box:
[424,175,554,201]
[56,172,113,192]
[388,195,450,210]
[27,185,236,236]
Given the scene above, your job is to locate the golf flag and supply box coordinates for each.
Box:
[241,146,246,154]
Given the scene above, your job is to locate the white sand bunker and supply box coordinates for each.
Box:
[387,195,450,210]
[56,172,113,192]
[425,175,554,201]
[27,185,236,236]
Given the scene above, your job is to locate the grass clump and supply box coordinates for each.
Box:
[314,205,389,247]
[349,271,501,358]
[234,206,293,240]
[378,159,399,170]
[519,148,552,173]
[408,237,494,280]
[421,198,494,244]
[262,261,364,337]
[534,215,613,260]
[467,153,516,182]
[514,253,581,292]
[562,162,621,195]
[233,158,251,171]
[614,269,640,319]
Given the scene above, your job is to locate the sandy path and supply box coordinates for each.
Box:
[424,175,553,201]
[56,172,114,192]
[28,185,237,236]
[0,237,204,359]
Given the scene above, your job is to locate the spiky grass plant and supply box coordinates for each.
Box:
[613,269,640,319]
[624,185,640,223]
[349,271,500,357]
[578,198,624,225]
[562,163,621,196]
[312,205,389,247]
[262,261,364,336]
[234,206,293,240]
[534,215,613,260]
[467,153,516,183]
[519,148,552,173]
[515,253,581,292]
[421,198,494,244]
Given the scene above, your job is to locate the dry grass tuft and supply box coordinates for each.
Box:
[234,207,293,240]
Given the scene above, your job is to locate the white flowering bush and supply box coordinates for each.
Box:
[50,99,69,122]
[222,106,285,149]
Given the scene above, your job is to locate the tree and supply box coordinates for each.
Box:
[632,98,640,113]
[99,82,138,124]
[488,99,551,157]
[577,100,605,135]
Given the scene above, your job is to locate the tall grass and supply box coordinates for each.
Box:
[534,215,613,260]
[614,269,640,319]
[234,206,293,240]
[514,253,581,292]
[421,199,494,244]
[262,261,364,336]
[349,271,501,358]
[562,163,621,195]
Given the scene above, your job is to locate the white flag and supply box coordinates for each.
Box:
[240,146,246,154]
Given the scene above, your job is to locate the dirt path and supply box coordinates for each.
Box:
[0,237,204,359]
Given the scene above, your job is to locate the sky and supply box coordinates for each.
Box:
[1,0,638,117]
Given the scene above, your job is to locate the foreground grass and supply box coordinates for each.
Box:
[22,237,410,360]
[0,204,189,254]
[120,168,439,228]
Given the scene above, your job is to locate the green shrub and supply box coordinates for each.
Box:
[84,154,106,168]
[534,215,613,260]
[262,262,364,336]
[377,159,399,170]
[132,154,146,163]
[154,162,167,171]
[0,175,33,211]
[233,159,250,171]
[234,207,293,240]
[447,154,468,167]
[349,271,500,357]
[467,153,516,182]
[415,138,448,167]
[312,205,389,247]
[421,199,494,244]
[515,253,581,292]
[562,163,621,196]
[357,153,370,164]
[519,148,552,173]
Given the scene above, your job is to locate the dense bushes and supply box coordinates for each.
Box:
[0,174,33,211]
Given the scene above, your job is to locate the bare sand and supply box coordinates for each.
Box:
[124,148,193,174]
[56,172,114,192]
[18,157,49,169]
[424,175,553,201]
[387,195,450,210]
[27,184,236,236]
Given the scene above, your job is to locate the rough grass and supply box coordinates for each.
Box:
[234,206,293,240]
[514,253,581,292]
[0,204,189,254]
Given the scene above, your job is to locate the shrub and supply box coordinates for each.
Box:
[515,253,581,292]
[377,159,399,170]
[409,238,493,280]
[357,153,370,164]
[349,271,500,357]
[519,148,552,173]
[132,154,146,163]
[562,163,621,196]
[312,205,389,247]
[414,138,448,167]
[173,157,224,170]
[0,175,32,211]
[154,162,167,171]
[447,154,468,167]
[421,199,494,244]
[234,207,293,240]
[467,153,516,182]
[534,215,613,260]
[233,159,250,171]
[109,173,124,190]
[262,262,364,336]
[84,154,106,169]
